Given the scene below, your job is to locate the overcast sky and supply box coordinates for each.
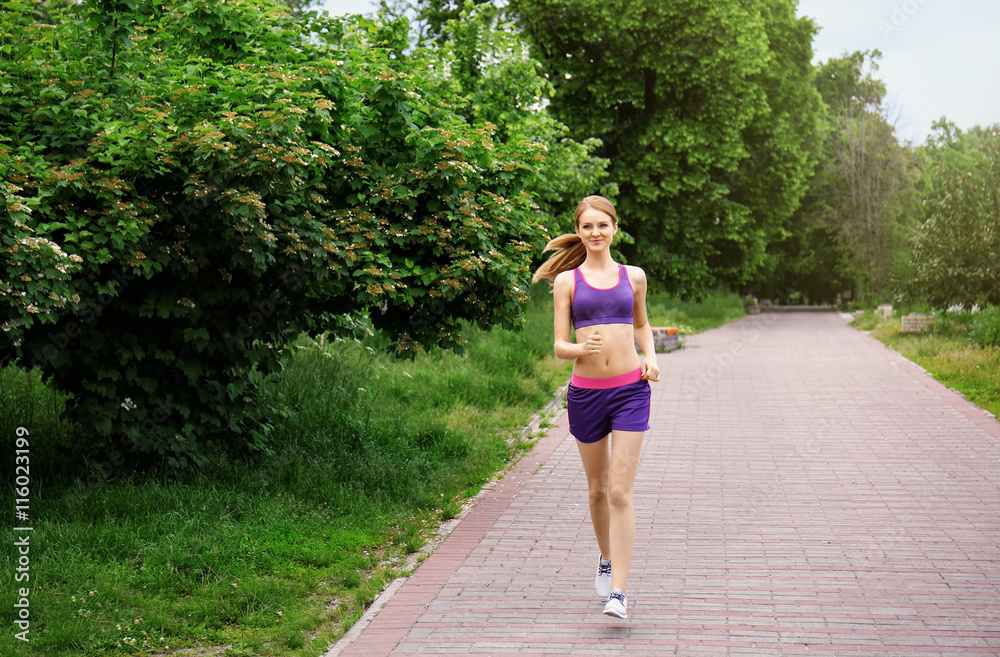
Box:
[797,0,1000,143]
[320,0,1000,144]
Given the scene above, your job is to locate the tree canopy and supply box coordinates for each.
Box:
[509,0,824,296]
[751,49,923,304]
[911,125,1000,308]
[809,51,918,300]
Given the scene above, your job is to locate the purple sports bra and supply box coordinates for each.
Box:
[571,264,634,329]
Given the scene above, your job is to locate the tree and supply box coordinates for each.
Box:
[1,0,547,466]
[372,2,616,236]
[431,4,617,233]
[806,50,917,301]
[509,0,823,297]
[920,118,993,204]
[911,126,1000,308]
[377,0,496,46]
[750,203,852,305]
[724,0,826,289]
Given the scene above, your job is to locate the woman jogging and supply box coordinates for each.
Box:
[533,195,659,619]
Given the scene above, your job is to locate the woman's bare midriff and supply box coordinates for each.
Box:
[573,322,640,378]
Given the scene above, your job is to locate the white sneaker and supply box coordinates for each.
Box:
[603,588,627,619]
[594,555,612,601]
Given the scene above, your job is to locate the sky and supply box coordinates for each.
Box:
[797,0,1000,143]
[320,0,1000,144]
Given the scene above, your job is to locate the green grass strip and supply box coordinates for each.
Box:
[855,311,1000,418]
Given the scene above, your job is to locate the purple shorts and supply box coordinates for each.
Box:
[567,368,651,443]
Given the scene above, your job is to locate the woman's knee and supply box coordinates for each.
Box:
[587,483,608,506]
[607,485,633,510]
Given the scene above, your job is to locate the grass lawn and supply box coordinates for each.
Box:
[852,309,1000,418]
[0,284,744,656]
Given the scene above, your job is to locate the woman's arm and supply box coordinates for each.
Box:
[553,271,602,360]
[629,266,660,382]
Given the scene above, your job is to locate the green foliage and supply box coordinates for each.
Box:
[280,0,321,17]
[970,306,1000,348]
[920,119,993,204]
[87,0,142,85]
[814,50,887,115]
[763,50,918,303]
[510,0,823,296]
[376,0,498,46]
[814,51,906,298]
[722,0,826,286]
[911,127,1000,308]
[379,2,616,239]
[751,219,851,303]
[0,0,547,466]
[419,0,495,44]
[429,4,617,235]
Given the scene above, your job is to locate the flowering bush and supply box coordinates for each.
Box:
[0,0,547,466]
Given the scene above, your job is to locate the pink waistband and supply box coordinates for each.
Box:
[571,368,642,389]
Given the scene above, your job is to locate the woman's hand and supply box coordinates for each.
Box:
[641,357,660,382]
[579,332,603,357]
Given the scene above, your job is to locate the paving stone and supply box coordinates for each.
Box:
[329,312,1000,657]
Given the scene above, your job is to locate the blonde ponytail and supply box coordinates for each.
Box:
[532,233,587,283]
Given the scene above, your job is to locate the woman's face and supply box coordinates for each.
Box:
[576,207,618,252]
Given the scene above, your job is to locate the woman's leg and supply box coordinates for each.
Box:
[606,430,644,593]
[576,435,611,559]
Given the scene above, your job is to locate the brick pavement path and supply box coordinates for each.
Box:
[330,311,1000,656]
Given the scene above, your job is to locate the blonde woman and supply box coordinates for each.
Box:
[534,195,659,619]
